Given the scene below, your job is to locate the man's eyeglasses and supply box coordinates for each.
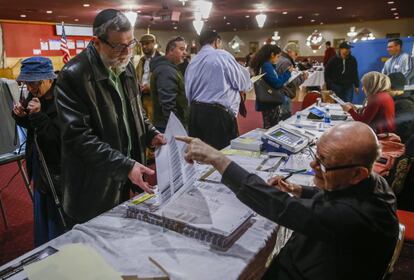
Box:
[99,37,137,53]
[25,81,43,89]
[308,146,366,173]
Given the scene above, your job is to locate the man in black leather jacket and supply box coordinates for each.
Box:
[55,9,165,226]
[177,121,399,280]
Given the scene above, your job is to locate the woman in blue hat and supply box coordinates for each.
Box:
[12,56,64,246]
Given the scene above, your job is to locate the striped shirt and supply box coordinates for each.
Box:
[185,45,252,116]
[382,52,413,84]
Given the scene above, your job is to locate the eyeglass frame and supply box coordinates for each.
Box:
[308,146,368,173]
[98,37,138,54]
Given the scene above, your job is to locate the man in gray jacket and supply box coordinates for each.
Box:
[150,37,189,132]
[275,42,308,119]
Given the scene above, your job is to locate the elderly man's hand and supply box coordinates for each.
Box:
[27,98,41,114]
[128,162,156,194]
[150,133,167,148]
[175,136,231,173]
[13,102,27,117]
[268,176,302,198]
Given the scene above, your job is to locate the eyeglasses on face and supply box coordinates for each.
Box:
[99,37,138,53]
[24,81,43,89]
[308,146,366,173]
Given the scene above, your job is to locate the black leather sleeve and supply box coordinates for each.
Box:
[55,71,135,182]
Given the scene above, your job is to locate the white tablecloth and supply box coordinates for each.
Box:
[300,70,325,89]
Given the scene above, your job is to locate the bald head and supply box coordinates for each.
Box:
[319,122,380,170]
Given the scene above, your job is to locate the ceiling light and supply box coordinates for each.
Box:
[83,4,90,7]
[298,16,303,19]
[395,16,399,19]
[223,16,226,20]
[391,8,397,11]
[256,13,266,28]
[194,1,213,19]
[272,31,281,41]
[46,10,53,14]
[245,15,250,18]
[228,35,244,53]
[193,20,204,35]
[387,1,394,4]
[226,22,231,25]
[320,22,324,25]
[394,12,399,15]
[311,19,315,22]
[282,11,288,15]
[347,26,357,37]
[137,10,141,13]
[306,30,325,51]
[352,28,375,42]
[20,14,27,18]
[179,0,188,6]
[124,11,138,26]
[336,6,343,10]
[174,26,178,30]
[74,18,79,22]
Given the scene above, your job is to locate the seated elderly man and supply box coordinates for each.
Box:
[177,122,398,280]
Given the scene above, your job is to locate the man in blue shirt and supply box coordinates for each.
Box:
[382,38,414,85]
[185,30,252,150]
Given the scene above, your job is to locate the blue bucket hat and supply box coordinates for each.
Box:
[17,56,57,82]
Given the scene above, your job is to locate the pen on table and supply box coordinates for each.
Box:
[283,169,307,180]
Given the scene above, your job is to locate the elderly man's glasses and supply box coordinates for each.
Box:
[25,81,43,89]
[308,146,366,173]
[99,37,137,53]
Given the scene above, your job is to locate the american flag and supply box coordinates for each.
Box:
[60,22,71,64]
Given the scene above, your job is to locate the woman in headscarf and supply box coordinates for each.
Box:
[341,71,395,134]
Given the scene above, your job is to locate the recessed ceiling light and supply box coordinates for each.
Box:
[320,22,324,25]
[46,10,53,14]
[74,18,79,21]
[336,6,343,10]
[388,1,395,4]
[395,16,399,19]
[298,16,303,19]
[83,3,90,7]
[226,22,231,25]
[311,19,315,22]
[282,11,288,15]
[245,15,250,18]
[137,10,141,13]
[223,16,226,20]
[394,12,399,15]
[314,13,320,16]
[391,7,397,11]
[20,14,27,18]
[173,26,177,30]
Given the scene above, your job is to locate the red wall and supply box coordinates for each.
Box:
[2,22,92,57]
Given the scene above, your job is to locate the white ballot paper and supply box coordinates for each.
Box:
[251,73,266,83]
[285,70,303,86]
[155,112,197,204]
[126,113,254,249]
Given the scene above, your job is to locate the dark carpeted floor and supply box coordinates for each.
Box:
[0,100,413,279]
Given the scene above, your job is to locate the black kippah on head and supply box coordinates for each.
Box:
[93,9,119,34]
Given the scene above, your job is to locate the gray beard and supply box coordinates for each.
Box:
[99,52,131,73]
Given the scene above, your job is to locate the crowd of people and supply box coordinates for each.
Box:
[10,8,414,280]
